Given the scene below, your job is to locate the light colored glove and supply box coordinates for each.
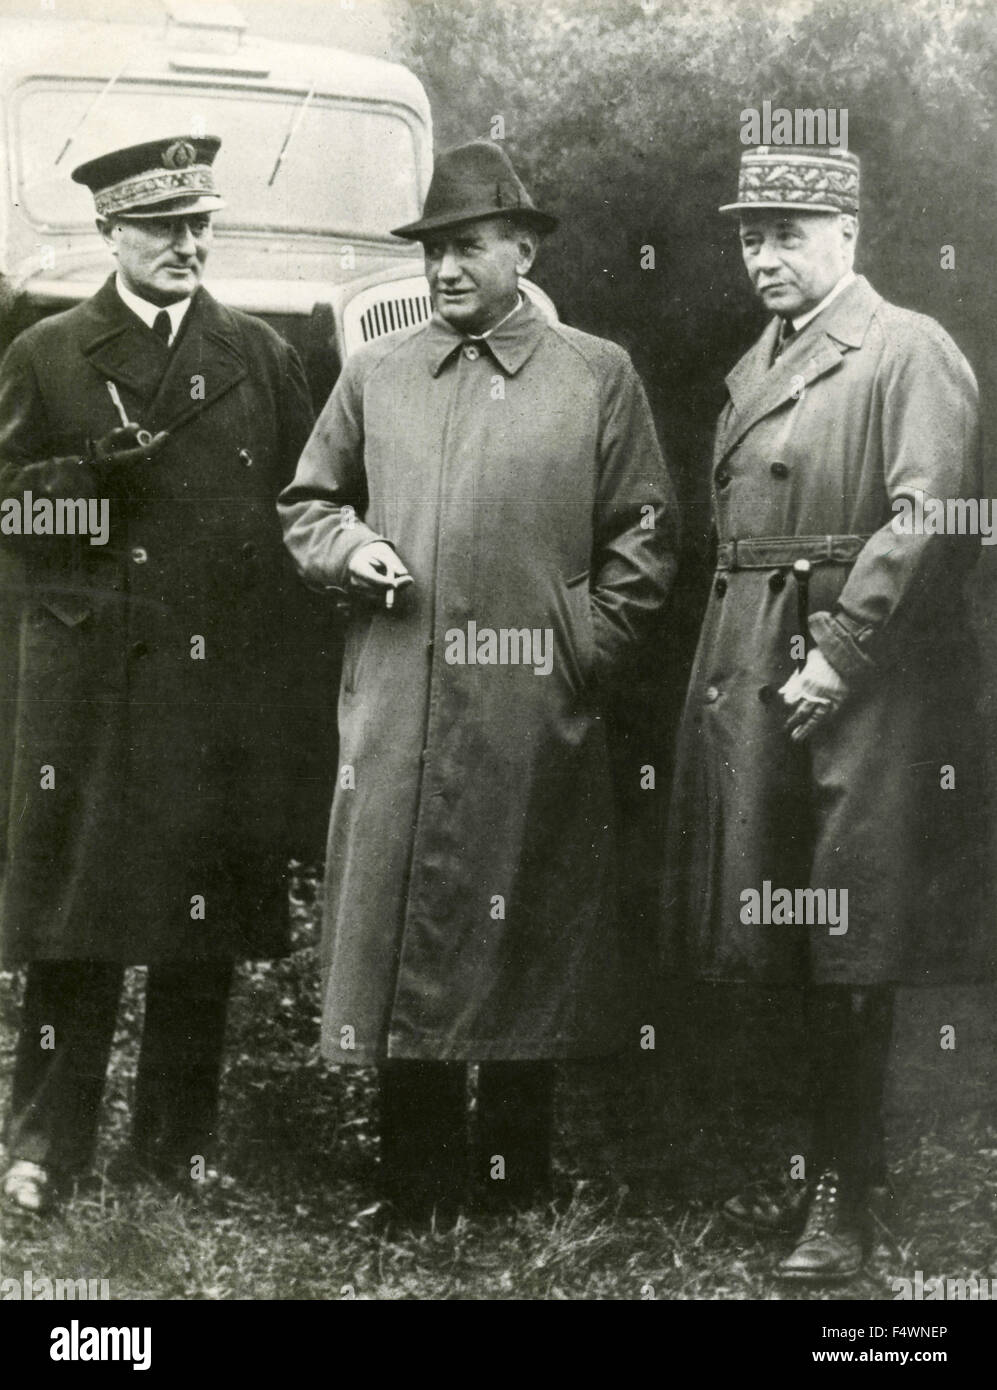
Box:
[779,646,848,743]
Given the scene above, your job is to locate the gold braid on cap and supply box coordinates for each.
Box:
[737,154,859,213]
[94,165,217,217]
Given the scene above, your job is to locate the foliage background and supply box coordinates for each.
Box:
[389,0,997,535]
[388,0,997,890]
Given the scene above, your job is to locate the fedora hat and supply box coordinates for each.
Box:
[719,145,859,216]
[392,140,557,239]
[72,136,226,219]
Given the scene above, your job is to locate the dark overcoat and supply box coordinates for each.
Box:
[280,301,679,1061]
[0,277,316,963]
[666,275,990,986]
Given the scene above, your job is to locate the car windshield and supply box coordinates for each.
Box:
[15,80,422,237]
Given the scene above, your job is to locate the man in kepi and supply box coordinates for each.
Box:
[0,136,315,1211]
[280,140,679,1226]
[666,144,988,1279]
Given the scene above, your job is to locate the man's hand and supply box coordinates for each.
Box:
[347,541,413,610]
[91,423,169,468]
[779,646,848,743]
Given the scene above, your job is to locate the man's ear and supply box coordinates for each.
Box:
[97,218,118,256]
[514,227,539,277]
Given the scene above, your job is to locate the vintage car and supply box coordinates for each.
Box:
[0,2,556,402]
[0,4,558,858]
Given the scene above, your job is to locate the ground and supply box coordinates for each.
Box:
[1,867,994,1301]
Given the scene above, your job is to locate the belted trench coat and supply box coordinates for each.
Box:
[665,275,989,986]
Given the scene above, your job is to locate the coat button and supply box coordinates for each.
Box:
[241,542,258,559]
[770,461,790,478]
[130,546,148,564]
[716,471,732,490]
[130,641,149,659]
[463,344,480,361]
[238,449,253,467]
[714,576,728,597]
[768,571,786,592]
[704,685,720,703]
[758,684,775,704]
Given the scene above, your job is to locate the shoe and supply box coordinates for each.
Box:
[723,1175,810,1234]
[2,1159,53,1214]
[775,1170,864,1282]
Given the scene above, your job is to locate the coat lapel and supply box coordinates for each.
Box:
[716,276,882,465]
[145,289,248,434]
[80,277,173,412]
[79,280,248,434]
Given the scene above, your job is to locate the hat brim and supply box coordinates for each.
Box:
[718,200,856,216]
[103,194,226,220]
[391,206,558,239]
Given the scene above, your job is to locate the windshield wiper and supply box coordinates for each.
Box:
[267,78,317,187]
[55,61,130,167]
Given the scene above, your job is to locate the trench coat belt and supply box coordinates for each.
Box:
[715,534,873,571]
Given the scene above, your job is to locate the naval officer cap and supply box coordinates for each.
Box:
[71,136,226,219]
[720,145,860,216]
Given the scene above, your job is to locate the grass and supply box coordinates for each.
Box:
[1,865,995,1301]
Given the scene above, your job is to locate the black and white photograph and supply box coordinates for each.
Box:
[0,0,994,1343]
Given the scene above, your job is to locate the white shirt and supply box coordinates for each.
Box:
[467,293,525,340]
[790,269,857,333]
[115,274,192,346]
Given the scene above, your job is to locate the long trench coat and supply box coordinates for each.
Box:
[0,277,318,963]
[280,300,678,1061]
[666,275,989,986]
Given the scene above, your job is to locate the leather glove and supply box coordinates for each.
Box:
[89,423,169,469]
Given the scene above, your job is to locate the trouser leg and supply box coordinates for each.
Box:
[131,961,235,1178]
[5,961,123,1179]
[475,1061,555,1209]
[378,1060,467,1219]
[807,984,895,1195]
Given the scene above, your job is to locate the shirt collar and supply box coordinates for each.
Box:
[115,274,192,345]
[466,293,524,340]
[789,269,857,333]
[426,294,547,377]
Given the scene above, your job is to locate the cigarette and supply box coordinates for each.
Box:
[106,380,153,448]
[385,589,395,610]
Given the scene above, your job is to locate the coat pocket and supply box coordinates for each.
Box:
[562,569,596,686]
[341,612,375,696]
[37,595,93,628]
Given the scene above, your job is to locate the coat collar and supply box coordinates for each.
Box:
[718,275,882,462]
[80,276,248,432]
[425,296,548,377]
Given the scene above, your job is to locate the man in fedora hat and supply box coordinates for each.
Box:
[665,144,987,1279]
[0,136,315,1211]
[280,139,679,1226]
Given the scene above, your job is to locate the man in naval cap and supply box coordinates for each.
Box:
[0,135,315,1211]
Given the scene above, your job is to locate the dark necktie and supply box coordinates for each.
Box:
[153,309,172,346]
[773,317,796,360]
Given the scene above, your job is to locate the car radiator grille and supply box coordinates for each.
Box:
[358,292,432,343]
